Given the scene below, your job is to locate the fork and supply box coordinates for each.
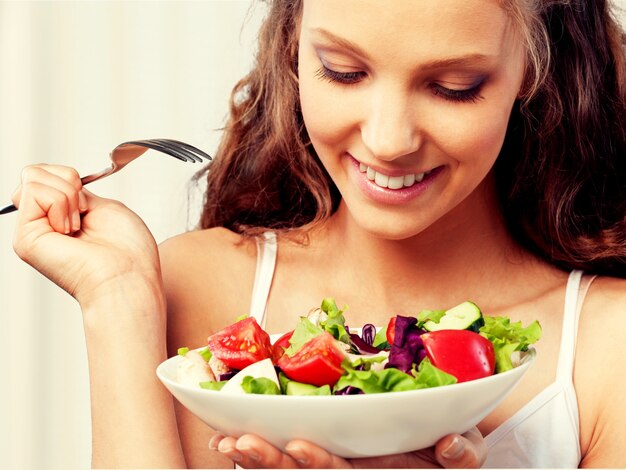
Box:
[0,138,212,215]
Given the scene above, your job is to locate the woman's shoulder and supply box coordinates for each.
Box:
[581,275,626,332]
[578,274,626,362]
[576,275,626,466]
[577,275,626,374]
[159,227,259,294]
[158,227,260,353]
[159,226,257,260]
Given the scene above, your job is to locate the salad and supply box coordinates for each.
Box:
[176,298,542,396]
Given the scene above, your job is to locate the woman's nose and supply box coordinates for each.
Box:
[360,86,421,161]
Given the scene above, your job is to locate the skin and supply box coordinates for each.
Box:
[8,0,626,468]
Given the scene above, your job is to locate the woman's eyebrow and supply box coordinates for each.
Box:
[309,27,497,71]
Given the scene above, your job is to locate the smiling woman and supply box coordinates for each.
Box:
[3,0,626,469]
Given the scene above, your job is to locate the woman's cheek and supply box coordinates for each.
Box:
[301,90,354,149]
[430,105,512,167]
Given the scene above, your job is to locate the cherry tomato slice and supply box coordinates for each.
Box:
[421,329,495,383]
[271,330,294,363]
[207,317,273,370]
[277,332,346,387]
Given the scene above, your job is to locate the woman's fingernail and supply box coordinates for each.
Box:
[217,441,243,462]
[208,434,223,450]
[72,211,80,232]
[285,444,309,465]
[78,191,88,212]
[236,444,260,462]
[442,436,465,460]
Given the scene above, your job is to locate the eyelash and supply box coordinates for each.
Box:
[315,65,485,103]
[315,65,365,85]
[430,83,484,103]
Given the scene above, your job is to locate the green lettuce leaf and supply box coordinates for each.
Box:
[334,357,456,394]
[372,325,390,349]
[198,346,212,362]
[284,318,324,357]
[319,298,350,344]
[241,376,281,395]
[199,381,227,391]
[480,316,542,372]
[412,357,457,388]
[416,309,446,327]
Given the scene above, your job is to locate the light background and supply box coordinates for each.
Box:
[0,1,624,469]
[0,1,263,469]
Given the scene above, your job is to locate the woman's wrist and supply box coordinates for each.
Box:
[80,273,167,338]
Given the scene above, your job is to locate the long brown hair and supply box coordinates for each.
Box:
[497,0,626,276]
[196,0,626,277]
[196,1,337,238]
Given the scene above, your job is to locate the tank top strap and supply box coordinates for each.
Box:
[249,231,277,329]
[556,270,596,382]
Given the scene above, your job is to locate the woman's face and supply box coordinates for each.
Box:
[298,0,526,240]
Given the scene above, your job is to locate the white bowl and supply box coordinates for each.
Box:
[156,343,536,458]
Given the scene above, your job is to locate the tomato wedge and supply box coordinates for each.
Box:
[277,332,346,387]
[207,317,273,370]
[386,316,397,345]
[271,330,294,363]
[421,329,495,383]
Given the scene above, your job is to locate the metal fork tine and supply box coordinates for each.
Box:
[149,139,205,163]
[123,140,193,163]
[156,139,212,162]
[151,139,209,163]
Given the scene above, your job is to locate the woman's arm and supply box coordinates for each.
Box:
[84,282,186,468]
[12,164,187,468]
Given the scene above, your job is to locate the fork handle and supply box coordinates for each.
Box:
[0,203,17,215]
[79,164,116,185]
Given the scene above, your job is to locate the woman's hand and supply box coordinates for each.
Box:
[209,428,487,469]
[11,164,162,310]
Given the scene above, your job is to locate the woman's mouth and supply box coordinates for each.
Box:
[347,155,443,205]
[358,162,434,190]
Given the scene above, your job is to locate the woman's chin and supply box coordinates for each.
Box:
[351,214,432,242]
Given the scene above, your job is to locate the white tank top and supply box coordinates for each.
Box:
[249,232,593,468]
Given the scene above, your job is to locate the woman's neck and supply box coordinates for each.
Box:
[317,177,554,311]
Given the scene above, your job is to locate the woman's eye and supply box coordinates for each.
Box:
[315,65,366,85]
[430,82,485,103]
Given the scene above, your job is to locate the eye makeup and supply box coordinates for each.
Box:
[314,64,366,85]
[315,62,487,104]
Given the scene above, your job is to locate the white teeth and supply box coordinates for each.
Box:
[387,175,405,190]
[374,172,389,188]
[359,163,429,189]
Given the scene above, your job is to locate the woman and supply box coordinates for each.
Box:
[9,0,626,468]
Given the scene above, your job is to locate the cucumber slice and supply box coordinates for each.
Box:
[286,381,331,396]
[422,301,484,332]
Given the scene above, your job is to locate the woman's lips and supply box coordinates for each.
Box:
[347,155,443,205]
